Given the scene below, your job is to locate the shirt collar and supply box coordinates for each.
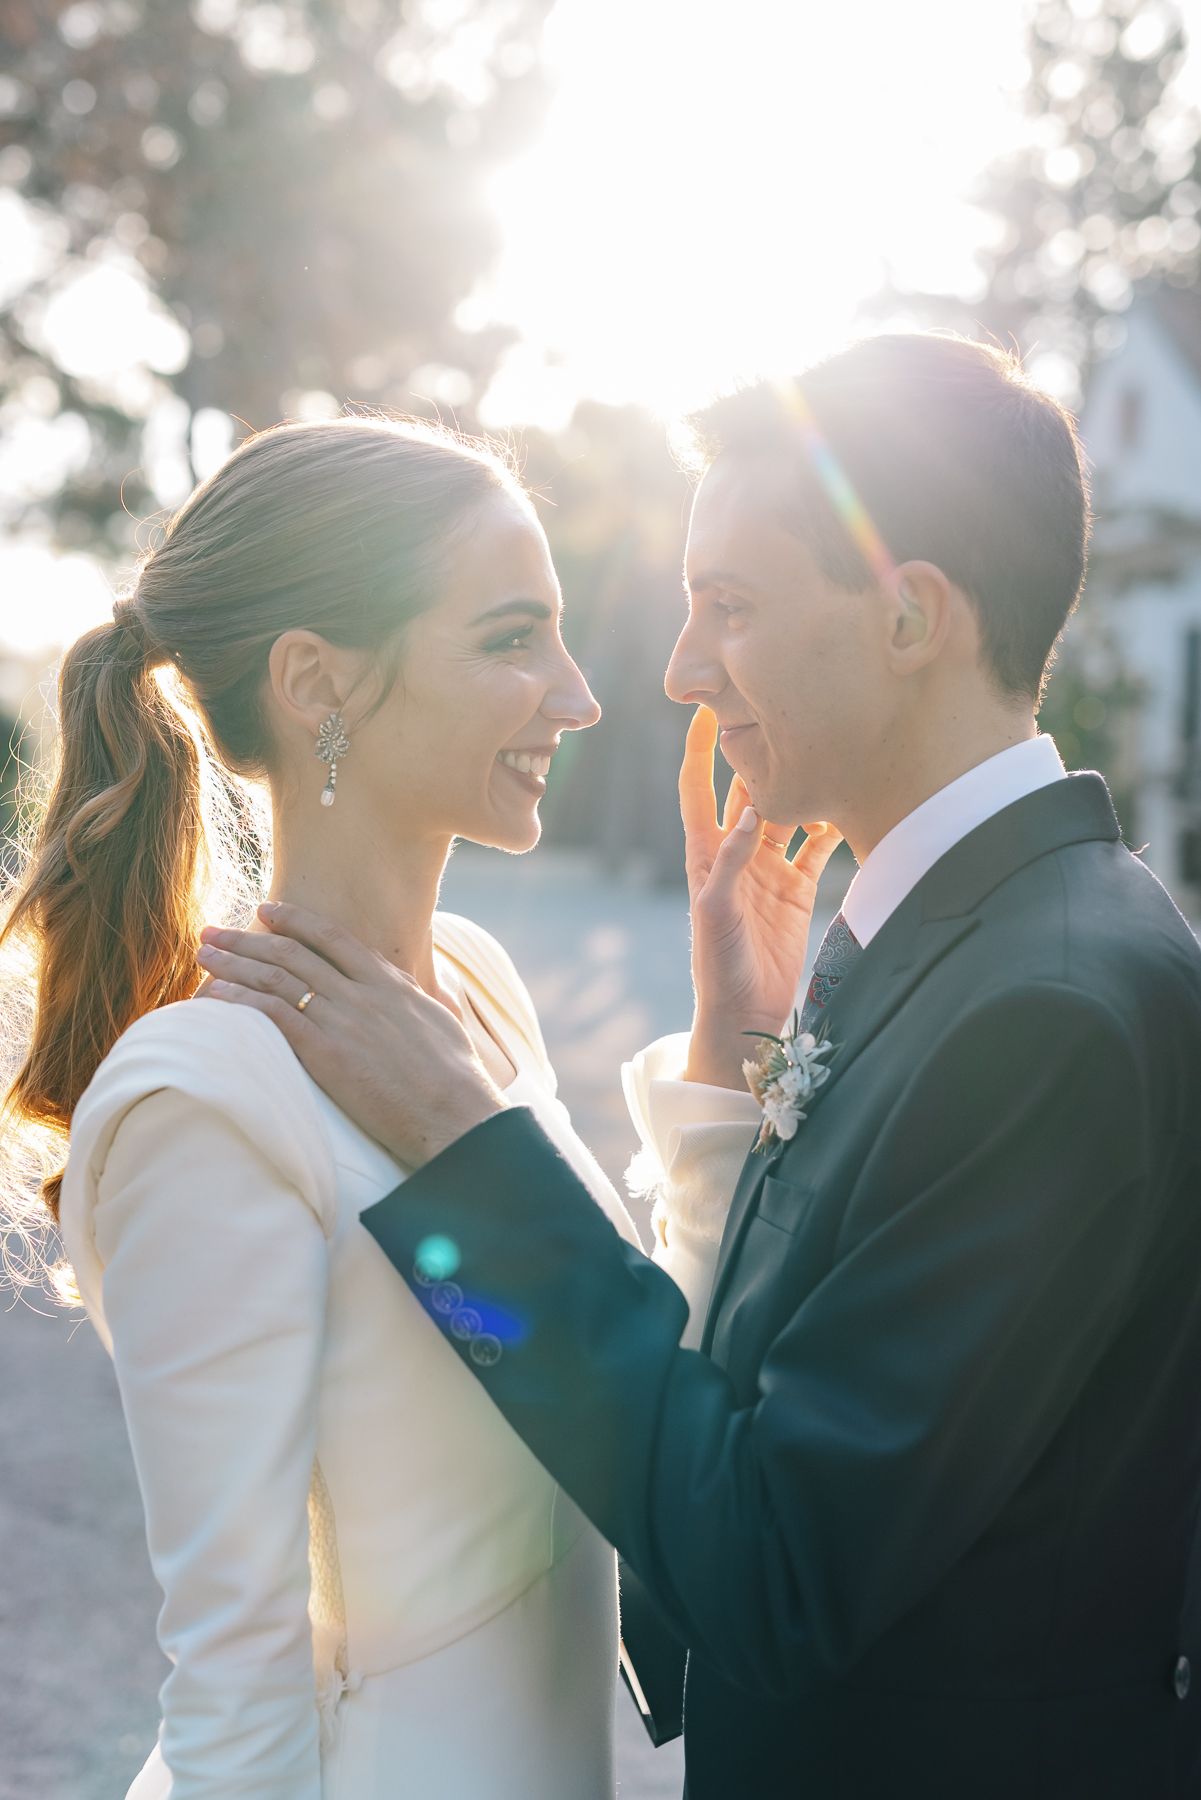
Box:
[841,736,1068,949]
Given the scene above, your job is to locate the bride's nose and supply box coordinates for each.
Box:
[545,653,602,731]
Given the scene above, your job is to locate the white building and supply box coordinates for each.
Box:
[1080,285,1201,917]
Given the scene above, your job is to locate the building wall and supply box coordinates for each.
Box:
[1080,302,1201,916]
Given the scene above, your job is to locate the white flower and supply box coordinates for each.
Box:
[776,1063,812,1104]
[743,1011,837,1153]
[762,1091,801,1140]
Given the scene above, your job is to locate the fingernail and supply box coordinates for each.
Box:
[196,944,215,962]
[258,902,279,918]
[199,926,228,944]
[737,806,759,833]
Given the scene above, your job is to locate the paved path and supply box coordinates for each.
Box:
[0,844,846,1800]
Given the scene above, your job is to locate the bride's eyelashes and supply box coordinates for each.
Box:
[483,625,536,654]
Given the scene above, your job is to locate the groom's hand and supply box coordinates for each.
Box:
[194,904,507,1167]
[681,706,842,1089]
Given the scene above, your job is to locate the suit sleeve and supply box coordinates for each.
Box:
[95,1087,328,1799]
[362,981,1151,1696]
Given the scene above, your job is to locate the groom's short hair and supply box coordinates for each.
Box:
[683,333,1090,703]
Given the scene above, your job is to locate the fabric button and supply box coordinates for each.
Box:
[430,1281,464,1316]
[470,1333,503,1367]
[1175,1655,1191,1700]
[450,1306,483,1341]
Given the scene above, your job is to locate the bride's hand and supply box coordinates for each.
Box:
[195,906,507,1167]
[680,706,843,1089]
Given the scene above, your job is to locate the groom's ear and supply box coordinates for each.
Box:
[883,561,952,676]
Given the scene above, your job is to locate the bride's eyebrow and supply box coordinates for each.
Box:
[469,598,560,627]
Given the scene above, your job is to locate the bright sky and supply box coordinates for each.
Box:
[474,0,1033,429]
[3,0,1197,663]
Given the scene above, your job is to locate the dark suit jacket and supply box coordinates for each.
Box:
[364,775,1201,1798]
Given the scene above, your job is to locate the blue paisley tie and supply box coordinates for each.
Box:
[799,912,863,1037]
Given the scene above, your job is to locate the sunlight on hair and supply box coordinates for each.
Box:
[0,661,272,1303]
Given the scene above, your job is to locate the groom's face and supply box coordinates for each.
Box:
[668,454,888,825]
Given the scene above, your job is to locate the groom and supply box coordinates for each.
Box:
[214,334,1201,1796]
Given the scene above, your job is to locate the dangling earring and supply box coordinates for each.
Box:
[315,711,350,807]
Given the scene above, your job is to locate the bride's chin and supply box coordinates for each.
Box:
[458,814,542,856]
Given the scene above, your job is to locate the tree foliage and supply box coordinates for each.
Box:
[0,0,551,551]
[876,0,1199,396]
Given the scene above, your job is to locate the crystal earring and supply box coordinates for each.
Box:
[315,711,350,807]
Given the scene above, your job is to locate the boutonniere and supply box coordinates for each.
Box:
[742,1013,836,1155]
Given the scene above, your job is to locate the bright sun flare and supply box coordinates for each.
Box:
[474,0,1033,429]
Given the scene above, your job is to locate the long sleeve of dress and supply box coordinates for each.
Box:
[61,1002,339,1800]
[95,1089,327,1799]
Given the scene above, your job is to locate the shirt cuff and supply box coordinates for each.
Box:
[621,1032,761,1248]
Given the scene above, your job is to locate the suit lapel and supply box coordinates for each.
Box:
[699,772,1123,1350]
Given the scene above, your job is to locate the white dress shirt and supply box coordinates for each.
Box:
[840,735,1067,948]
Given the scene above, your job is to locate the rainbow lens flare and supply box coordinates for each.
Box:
[779,382,898,587]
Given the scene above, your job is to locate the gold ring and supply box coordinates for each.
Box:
[296,989,317,1013]
[763,836,790,852]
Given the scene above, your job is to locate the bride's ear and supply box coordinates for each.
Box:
[267,630,359,733]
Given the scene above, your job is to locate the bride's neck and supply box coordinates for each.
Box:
[267,806,453,998]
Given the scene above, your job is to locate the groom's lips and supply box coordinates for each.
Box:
[719,723,756,748]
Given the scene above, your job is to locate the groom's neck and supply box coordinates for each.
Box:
[839,704,1039,866]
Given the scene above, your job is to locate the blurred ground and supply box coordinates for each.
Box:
[0,844,844,1800]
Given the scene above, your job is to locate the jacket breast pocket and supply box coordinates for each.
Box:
[754,1172,815,1236]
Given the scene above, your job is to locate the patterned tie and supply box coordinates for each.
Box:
[799,912,863,1037]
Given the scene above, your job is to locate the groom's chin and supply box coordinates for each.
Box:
[744,780,800,830]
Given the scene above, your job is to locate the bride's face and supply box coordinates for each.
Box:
[360,490,600,854]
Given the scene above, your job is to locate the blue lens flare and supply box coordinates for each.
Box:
[414,1233,461,1281]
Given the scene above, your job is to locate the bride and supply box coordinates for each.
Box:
[1,416,831,1796]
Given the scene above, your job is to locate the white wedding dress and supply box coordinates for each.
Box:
[59,912,760,1799]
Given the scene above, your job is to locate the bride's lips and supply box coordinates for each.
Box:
[719,723,757,750]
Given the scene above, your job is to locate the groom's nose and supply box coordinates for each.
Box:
[664,617,723,705]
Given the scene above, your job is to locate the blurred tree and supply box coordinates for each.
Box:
[0,0,551,555]
[975,0,1198,391]
[1037,641,1144,824]
[873,0,1199,399]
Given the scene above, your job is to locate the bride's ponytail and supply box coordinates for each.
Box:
[1,603,210,1222]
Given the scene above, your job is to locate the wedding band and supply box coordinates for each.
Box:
[763,836,790,852]
[296,989,317,1013]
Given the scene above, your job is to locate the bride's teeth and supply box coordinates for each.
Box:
[498,750,551,777]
